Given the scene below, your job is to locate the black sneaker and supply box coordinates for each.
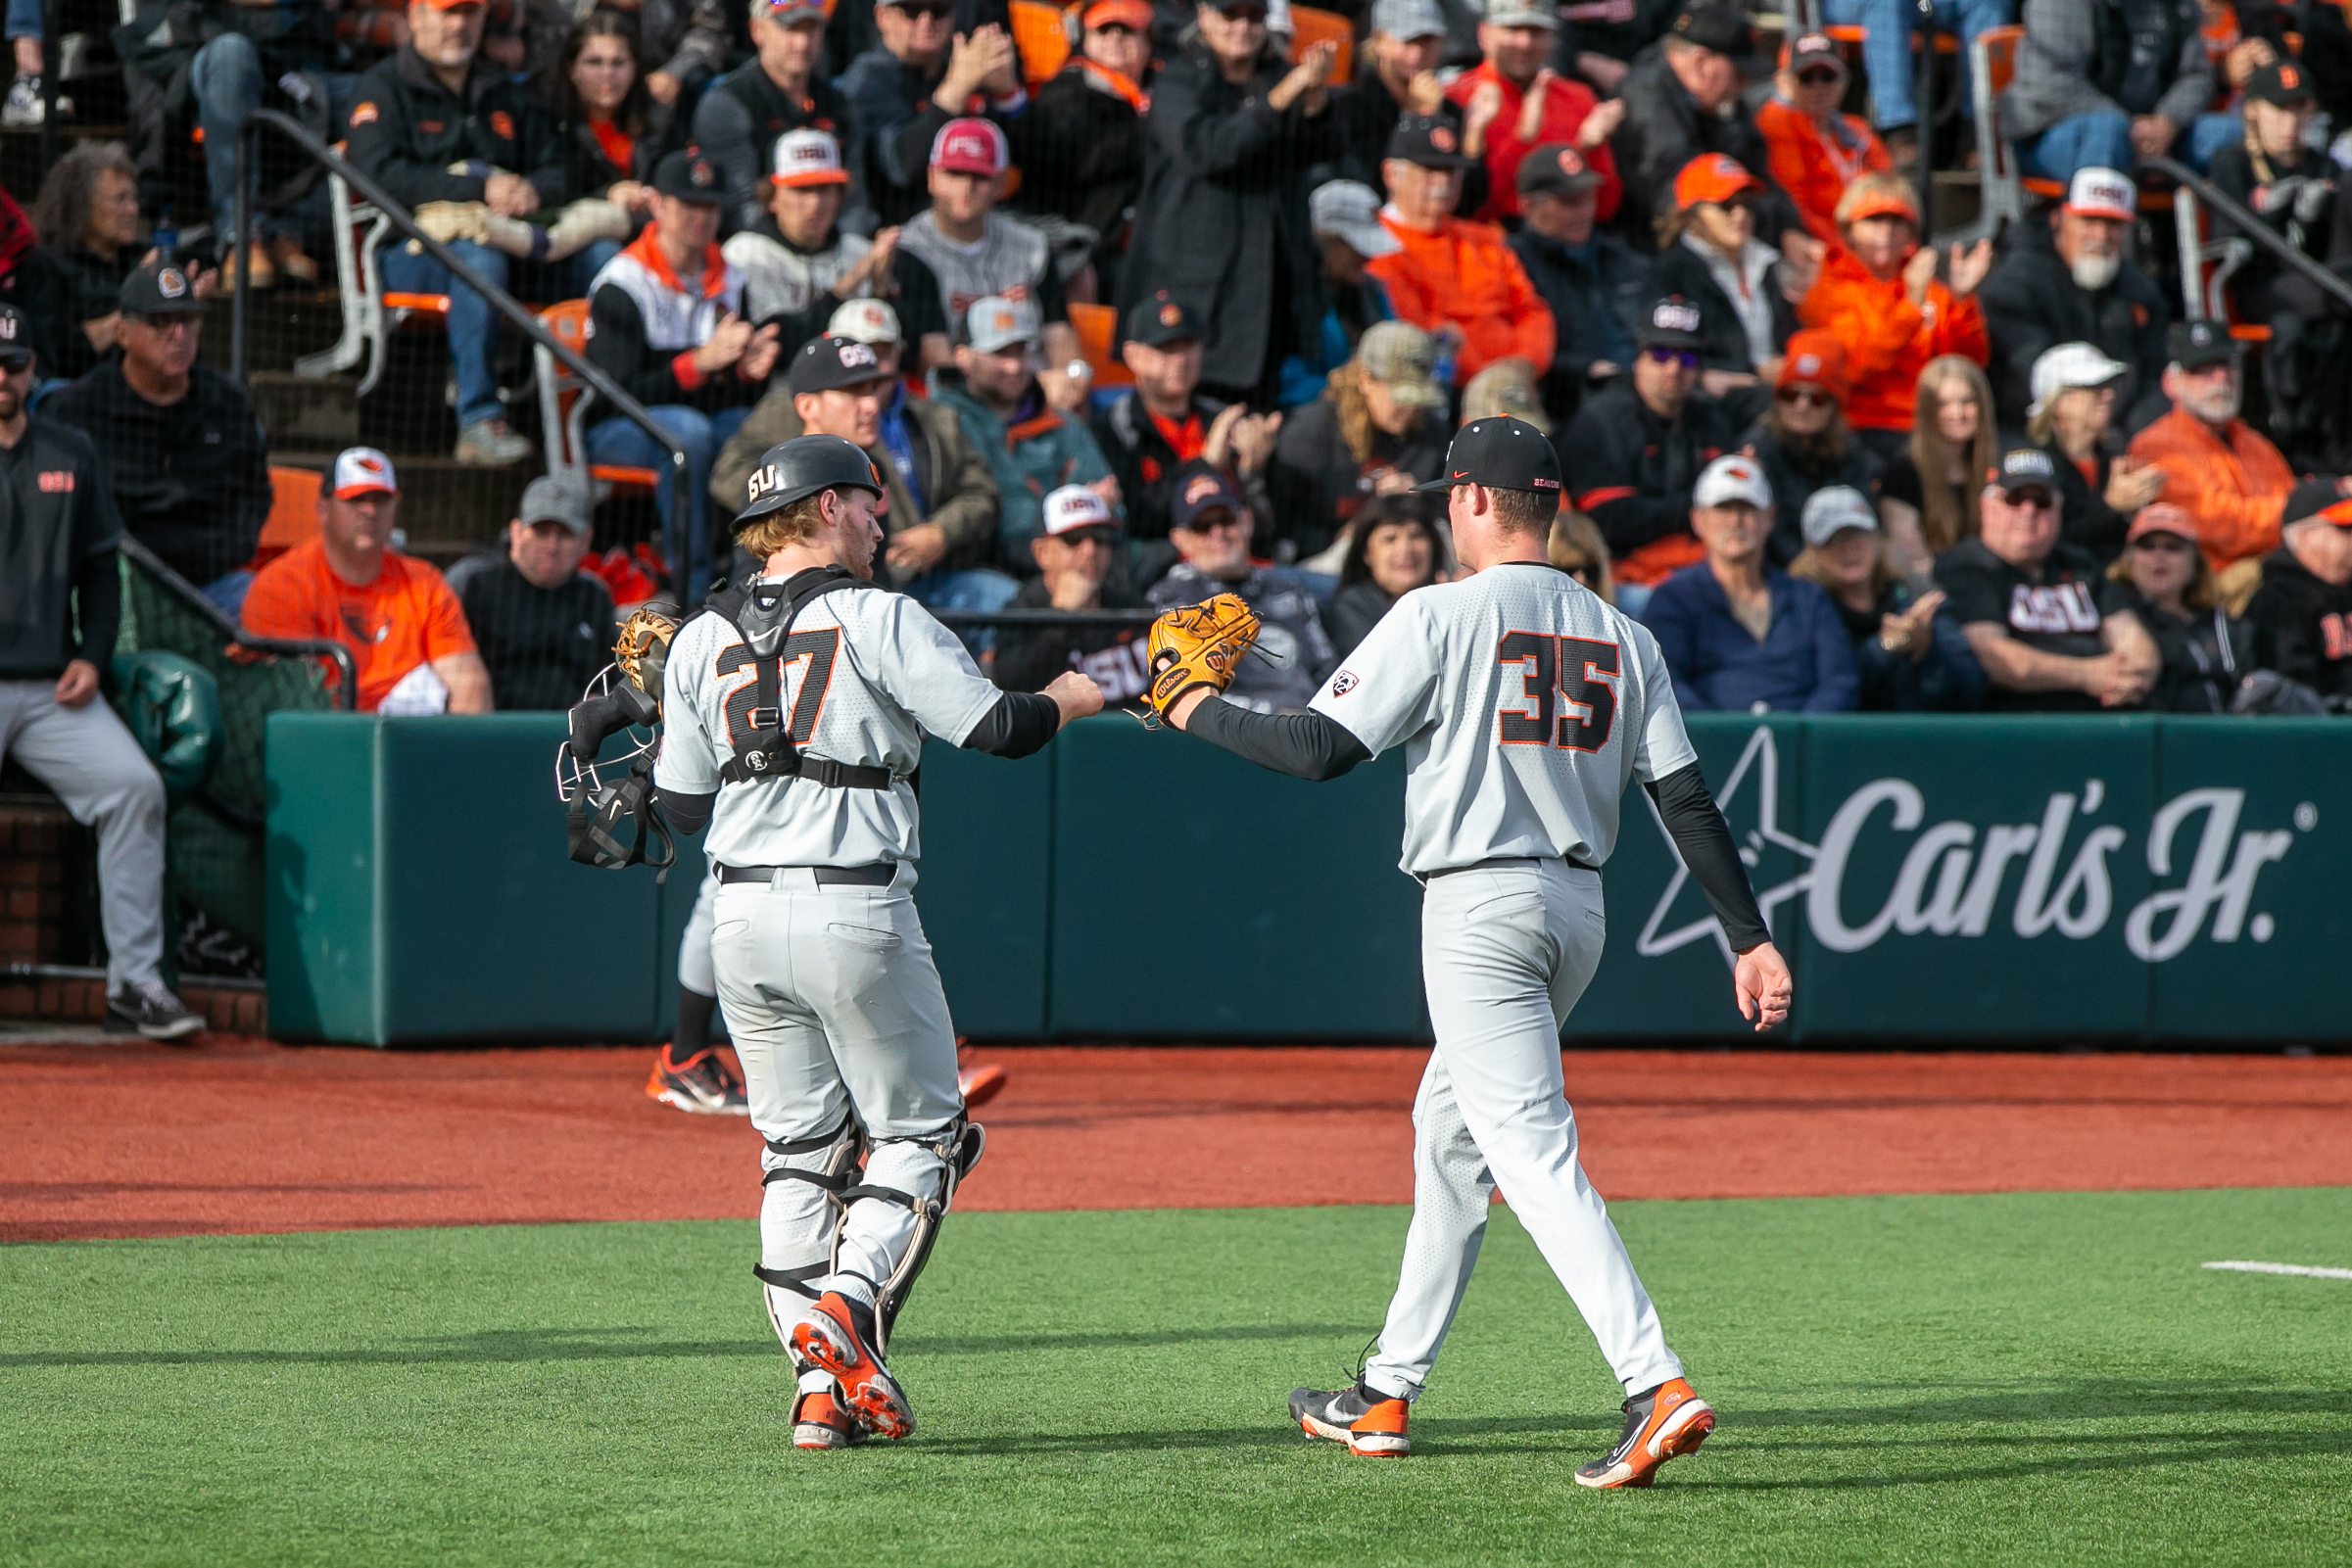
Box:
[105,979,205,1042]
[1289,1381,1411,1456]
[644,1044,748,1115]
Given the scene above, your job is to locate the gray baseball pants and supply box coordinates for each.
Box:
[0,681,168,991]
[1363,858,1685,1402]
[712,867,963,1334]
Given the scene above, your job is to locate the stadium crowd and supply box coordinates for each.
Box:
[15,0,2352,1030]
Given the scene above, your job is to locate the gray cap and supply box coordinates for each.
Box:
[958,294,1042,355]
[1482,0,1560,29]
[1310,178,1402,258]
[519,474,593,536]
[1800,486,1877,547]
[1370,0,1446,38]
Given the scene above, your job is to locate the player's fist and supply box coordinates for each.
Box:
[1042,670,1105,725]
[1733,941,1792,1031]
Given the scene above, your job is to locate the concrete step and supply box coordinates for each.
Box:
[249,371,360,450]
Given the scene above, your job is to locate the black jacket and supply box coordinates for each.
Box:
[1325,76,1486,213]
[990,573,1154,709]
[1090,389,1229,544]
[690,58,855,234]
[1119,43,1343,393]
[1608,43,1793,249]
[0,415,121,680]
[1005,65,1152,245]
[46,358,268,590]
[2114,584,2254,712]
[1738,420,1885,566]
[1651,235,1799,378]
[446,549,616,712]
[1267,396,1448,562]
[836,49,992,230]
[1562,382,1737,560]
[2244,545,2352,702]
[1977,223,2171,433]
[1507,226,1651,425]
[1325,577,1399,660]
[2042,436,2135,566]
[345,46,570,214]
[38,243,141,384]
[2207,138,2333,318]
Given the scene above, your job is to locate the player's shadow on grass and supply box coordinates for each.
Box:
[0,1321,1364,1371]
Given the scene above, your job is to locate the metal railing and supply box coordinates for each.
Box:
[2144,155,2352,325]
[120,535,361,707]
[931,609,1158,628]
[228,109,694,595]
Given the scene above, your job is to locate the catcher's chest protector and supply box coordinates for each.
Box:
[710,569,895,789]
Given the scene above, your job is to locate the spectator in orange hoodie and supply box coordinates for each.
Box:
[2127,318,2298,596]
[1443,0,1625,225]
[1756,31,1891,246]
[1368,114,1556,390]
[1799,172,1992,461]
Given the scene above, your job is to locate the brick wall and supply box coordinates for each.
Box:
[0,974,268,1034]
[0,802,70,965]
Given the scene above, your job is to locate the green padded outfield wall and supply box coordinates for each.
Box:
[265,712,2347,1046]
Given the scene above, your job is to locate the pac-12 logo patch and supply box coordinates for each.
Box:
[1330,670,1358,696]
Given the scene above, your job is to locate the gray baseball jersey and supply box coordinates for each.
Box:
[1308,561,1697,876]
[654,586,1002,870]
[893,211,1053,324]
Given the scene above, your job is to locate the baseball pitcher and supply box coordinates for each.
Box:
[1153,416,1792,1486]
[652,434,1103,1448]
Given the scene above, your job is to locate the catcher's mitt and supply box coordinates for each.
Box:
[614,600,684,718]
[1145,593,1261,720]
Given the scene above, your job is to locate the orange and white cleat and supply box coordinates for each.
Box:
[788,1293,913,1441]
[1573,1377,1714,1489]
[644,1044,748,1115]
[955,1039,1008,1111]
[1289,1382,1412,1456]
[792,1385,867,1449]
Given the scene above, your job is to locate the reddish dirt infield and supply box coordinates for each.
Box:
[4,1041,2349,1242]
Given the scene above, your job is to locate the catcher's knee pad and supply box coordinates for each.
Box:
[753,1116,865,1344]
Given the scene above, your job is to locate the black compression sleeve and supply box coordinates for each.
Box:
[961,690,1061,758]
[657,786,715,835]
[1185,697,1371,782]
[1643,761,1772,952]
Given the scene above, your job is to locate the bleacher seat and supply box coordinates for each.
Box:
[1068,301,1130,390]
[534,299,661,499]
[294,158,448,398]
[1011,0,1072,86]
[1287,6,1354,81]
[251,466,322,570]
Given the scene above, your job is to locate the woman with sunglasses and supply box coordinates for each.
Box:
[1754,31,1890,246]
[1119,0,1343,406]
[1738,328,1882,564]
[2104,504,2255,712]
[1798,173,1991,463]
[1652,153,1801,427]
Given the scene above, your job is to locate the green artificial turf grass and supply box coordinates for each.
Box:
[3,1189,2349,1568]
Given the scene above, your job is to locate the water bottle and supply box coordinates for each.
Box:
[152,206,176,263]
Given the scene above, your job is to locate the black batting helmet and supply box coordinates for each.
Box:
[736,435,887,524]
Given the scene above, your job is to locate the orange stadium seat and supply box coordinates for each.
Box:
[250,465,322,570]
[536,300,662,494]
[1068,301,1131,388]
[1288,5,1354,80]
[1012,0,1073,87]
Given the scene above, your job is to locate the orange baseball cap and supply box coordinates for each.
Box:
[1674,153,1763,211]
[1776,330,1849,401]
[417,0,485,10]
[1082,0,1154,27]
[1841,182,1920,223]
[2125,504,2197,545]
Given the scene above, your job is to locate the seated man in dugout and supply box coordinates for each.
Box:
[445,476,617,712]
[1932,446,2160,713]
[241,448,494,715]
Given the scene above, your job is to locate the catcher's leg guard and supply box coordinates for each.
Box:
[863,1120,984,1350]
[825,1119,984,1354]
[753,1115,865,1350]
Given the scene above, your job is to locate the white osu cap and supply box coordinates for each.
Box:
[2027,341,2130,416]
[828,296,902,346]
[1041,484,1118,536]
[771,127,848,187]
[332,446,399,499]
[2065,166,2136,221]
[1693,453,1771,510]
[1800,485,1878,547]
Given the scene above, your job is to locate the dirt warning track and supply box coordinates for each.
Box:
[4,1041,2348,1242]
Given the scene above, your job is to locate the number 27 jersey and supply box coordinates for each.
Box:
[1309,561,1697,877]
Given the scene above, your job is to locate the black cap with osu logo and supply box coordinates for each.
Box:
[652,146,724,202]
[120,258,206,315]
[0,304,29,366]
[1415,417,1562,496]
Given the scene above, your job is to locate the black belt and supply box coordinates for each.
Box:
[1422,854,1599,881]
[719,863,896,886]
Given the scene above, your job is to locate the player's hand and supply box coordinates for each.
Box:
[53,658,99,709]
[1733,941,1792,1031]
[885,521,948,574]
[1042,670,1105,724]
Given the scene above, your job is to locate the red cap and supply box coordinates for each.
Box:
[1673,153,1763,211]
[2126,504,2198,545]
[1082,0,1154,27]
[1776,330,1849,402]
[930,117,1009,176]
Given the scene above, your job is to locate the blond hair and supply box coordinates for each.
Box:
[1323,359,1378,465]
[1548,509,1614,603]
[1908,356,1997,553]
[735,493,830,559]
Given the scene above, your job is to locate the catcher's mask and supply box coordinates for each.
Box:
[556,602,685,880]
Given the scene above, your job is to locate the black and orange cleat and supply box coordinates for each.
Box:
[955,1038,1009,1111]
[1289,1381,1412,1456]
[645,1044,748,1116]
[792,1385,867,1450]
[1573,1377,1714,1489]
[789,1293,913,1441]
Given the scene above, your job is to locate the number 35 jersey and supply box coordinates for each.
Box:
[1310,561,1698,878]
[654,586,1003,872]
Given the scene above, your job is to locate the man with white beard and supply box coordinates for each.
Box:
[2127,318,2302,589]
[1978,168,2172,434]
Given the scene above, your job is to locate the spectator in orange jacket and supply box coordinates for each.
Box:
[1443,0,1625,226]
[1799,172,1992,459]
[1756,31,1891,245]
[1369,115,1556,389]
[2127,318,2297,592]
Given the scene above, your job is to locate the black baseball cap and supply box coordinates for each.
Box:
[1669,2,1752,56]
[1387,113,1476,168]
[0,304,31,367]
[120,259,206,315]
[2243,59,2316,108]
[652,146,726,203]
[1988,445,2059,489]
[2281,475,2352,527]
[1415,416,1562,497]
[2168,317,2237,371]
[788,333,894,394]
[1517,142,1605,199]
[1125,290,1201,349]
[1169,459,1247,529]
[1634,295,1709,350]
